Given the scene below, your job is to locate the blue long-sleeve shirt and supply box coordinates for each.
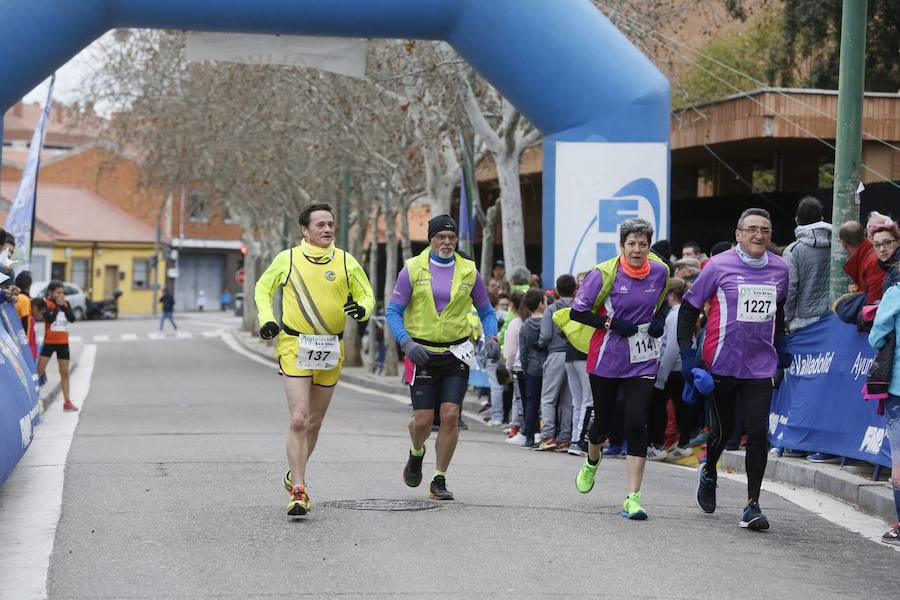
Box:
[869,282,900,397]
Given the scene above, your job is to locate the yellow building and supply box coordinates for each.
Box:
[1,183,164,315]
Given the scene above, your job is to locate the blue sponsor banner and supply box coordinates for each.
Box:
[770,314,890,467]
[0,301,40,486]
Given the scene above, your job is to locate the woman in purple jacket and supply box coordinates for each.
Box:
[570,218,669,520]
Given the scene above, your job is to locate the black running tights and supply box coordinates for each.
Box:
[706,376,773,502]
[588,375,654,458]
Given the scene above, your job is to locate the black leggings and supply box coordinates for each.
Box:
[588,375,654,458]
[705,376,773,502]
[648,372,695,448]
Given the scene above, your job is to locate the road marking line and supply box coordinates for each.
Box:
[69,336,82,342]
[201,330,223,338]
[120,333,138,341]
[659,462,899,552]
[147,332,164,340]
[176,331,193,339]
[0,344,97,600]
[92,334,109,342]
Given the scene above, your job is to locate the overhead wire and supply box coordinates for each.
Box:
[612,13,900,190]
[606,6,900,154]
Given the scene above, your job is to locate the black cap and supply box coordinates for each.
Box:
[427,215,458,240]
[494,260,505,267]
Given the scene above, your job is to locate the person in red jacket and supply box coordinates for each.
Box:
[840,221,885,304]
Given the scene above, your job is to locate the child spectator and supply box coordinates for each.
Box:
[38,281,78,411]
[518,288,547,449]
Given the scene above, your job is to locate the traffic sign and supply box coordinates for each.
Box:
[235,268,245,286]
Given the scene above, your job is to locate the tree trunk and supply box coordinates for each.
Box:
[367,206,380,363]
[241,241,259,332]
[480,203,499,280]
[382,201,400,377]
[399,200,413,262]
[496,153,527,275]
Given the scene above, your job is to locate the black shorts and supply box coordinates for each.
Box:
[408,353,469,411]
[40,344,70,360]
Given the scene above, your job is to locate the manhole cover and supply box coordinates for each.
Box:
[321,499,440,511]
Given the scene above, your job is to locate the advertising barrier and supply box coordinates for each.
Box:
[770,315,890,467]
[0,301,40,486]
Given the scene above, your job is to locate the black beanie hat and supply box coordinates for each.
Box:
[427,214,458,240]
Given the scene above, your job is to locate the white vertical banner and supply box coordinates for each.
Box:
[554,142,668,277]
[5,75,55,272]
[185,32,368,78]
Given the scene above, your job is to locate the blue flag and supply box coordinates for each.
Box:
[5,75,55,271]
[457,132,475,257]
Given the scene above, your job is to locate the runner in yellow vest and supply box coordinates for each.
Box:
[255,203,375,517]
[385,215,500,500]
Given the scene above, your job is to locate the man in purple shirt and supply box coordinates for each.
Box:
[386,215,499,500]
[677,208,790,531]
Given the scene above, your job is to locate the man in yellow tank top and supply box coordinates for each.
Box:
[255,203,375,517]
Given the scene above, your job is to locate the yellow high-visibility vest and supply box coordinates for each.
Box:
[403,248,477,351]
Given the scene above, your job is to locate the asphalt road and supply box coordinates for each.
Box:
[37,321,900,599]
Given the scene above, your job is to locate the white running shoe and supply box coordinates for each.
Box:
[646,445,668,461]
[489,419,503,427]
[669,444,693,459]
[505,432,527,445]
[567,445,587,457]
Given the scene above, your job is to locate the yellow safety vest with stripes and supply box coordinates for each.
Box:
[402,248,477,351]
[255,244,375,336]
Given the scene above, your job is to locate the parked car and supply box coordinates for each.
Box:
[30,281,88,321]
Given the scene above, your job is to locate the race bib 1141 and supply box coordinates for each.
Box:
[628,324,659,364]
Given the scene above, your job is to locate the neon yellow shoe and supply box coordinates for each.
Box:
[621,492,648,520]
[575,458,599,493]
[287,485,311,517]
[283,469,293,492]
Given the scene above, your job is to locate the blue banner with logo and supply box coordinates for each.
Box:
[0,301,40,486]
[770,314,890,467]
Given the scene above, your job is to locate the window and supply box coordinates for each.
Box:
[51,261,66,281]
[223,205,236,224]
[697,167,714,198]
[71,258,89,289]
[132,258,150,289]
[818,160,835,189]
[30,255,46,281]
[188,191,209,223]
[752,162,776,193]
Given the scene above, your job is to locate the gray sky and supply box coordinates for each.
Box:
[22,33,113,107]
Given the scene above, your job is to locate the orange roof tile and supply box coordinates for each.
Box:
[0,183,156,244]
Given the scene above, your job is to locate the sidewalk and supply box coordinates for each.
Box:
[720,449,896,523]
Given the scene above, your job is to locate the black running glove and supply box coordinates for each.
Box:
[609,316,639,337]
[343,299,366,321]
[259,321,279,340]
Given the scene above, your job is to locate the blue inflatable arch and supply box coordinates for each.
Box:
[0,0,670,280]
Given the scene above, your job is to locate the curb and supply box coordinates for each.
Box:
[720,450,895,523]
[228,328,490,422]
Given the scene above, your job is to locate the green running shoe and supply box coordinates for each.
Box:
[575,458,599,493]
[283,469,293,492]
[621,492,648,520]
